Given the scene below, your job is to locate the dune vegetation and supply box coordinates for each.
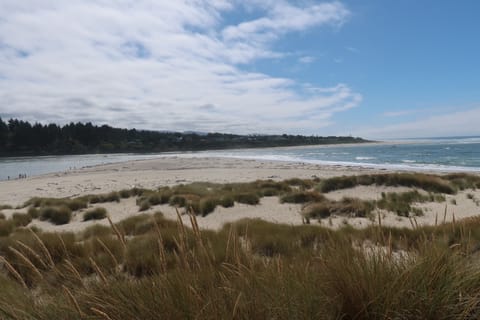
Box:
[0,211,480,318]
[0,172,479,318]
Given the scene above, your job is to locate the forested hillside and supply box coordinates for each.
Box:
[0,118,369,156]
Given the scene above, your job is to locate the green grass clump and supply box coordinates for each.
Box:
[83,207,108,221]
[89,191,120,204]
[377,190,435,217]
[138,200,151,212]
[11,213,32,227]
[39,206,72,225]
[0,219,14,236]
[115,212,175,236]
[233,192,260,205]
[319,173,457,194]
[23,197,87,211]
[218,195,234,208]
[284,178,316,189]
[119,189,133,198]
[302,202,332,219]
[27,207,39,219]
[445,173,480,190]
[199,197,218,216]
[280,190,326,203]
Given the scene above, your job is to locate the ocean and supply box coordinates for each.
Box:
[1,137,479,181]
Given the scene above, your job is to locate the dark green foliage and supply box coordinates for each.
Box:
[0,213,5,220]
[83,207,108,221]
[39,206,72,225]
[0,117,369,156]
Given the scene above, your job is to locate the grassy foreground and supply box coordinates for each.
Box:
[1,211,480,319]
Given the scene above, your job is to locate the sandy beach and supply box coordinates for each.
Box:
[1,156,480,232]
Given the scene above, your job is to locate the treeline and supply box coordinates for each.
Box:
[0,118,369,156]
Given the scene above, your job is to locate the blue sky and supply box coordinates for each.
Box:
[1,1,479,139]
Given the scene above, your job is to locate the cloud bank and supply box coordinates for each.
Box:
[0,0,360,134]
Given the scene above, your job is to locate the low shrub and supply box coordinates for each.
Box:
[83,207,108,221]
[119,189,133,199]
[39,206,72,225]
[280,191,326,204]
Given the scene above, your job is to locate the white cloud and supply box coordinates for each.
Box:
[356,107,480,139]
[0,0,359,134]
[299,56,315,64]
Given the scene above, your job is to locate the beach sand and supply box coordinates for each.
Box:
[1,156,479,232]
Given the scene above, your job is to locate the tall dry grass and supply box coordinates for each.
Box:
[1,212,480,319]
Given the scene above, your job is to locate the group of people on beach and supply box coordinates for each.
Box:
[7,173,27,180]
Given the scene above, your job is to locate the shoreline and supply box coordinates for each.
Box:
[1,155,480,205]
[1,156,480,233]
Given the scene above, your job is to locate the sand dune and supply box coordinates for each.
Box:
[1,156,480,232]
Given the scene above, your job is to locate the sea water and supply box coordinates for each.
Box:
[0,137,479,181]
[197,137,480,172]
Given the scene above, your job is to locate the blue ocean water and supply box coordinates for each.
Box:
[0,137,479,181]
[195,137,480,172]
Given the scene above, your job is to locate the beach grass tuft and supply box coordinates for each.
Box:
[83,207,108,221]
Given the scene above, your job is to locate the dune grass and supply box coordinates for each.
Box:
[38,206,72,225]
[83,207,107,221]
[318,172,462,194]
[1,212,480,318]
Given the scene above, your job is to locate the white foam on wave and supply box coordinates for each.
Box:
[355,156,376,160]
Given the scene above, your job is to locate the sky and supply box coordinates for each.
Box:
[0,0,479,139]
